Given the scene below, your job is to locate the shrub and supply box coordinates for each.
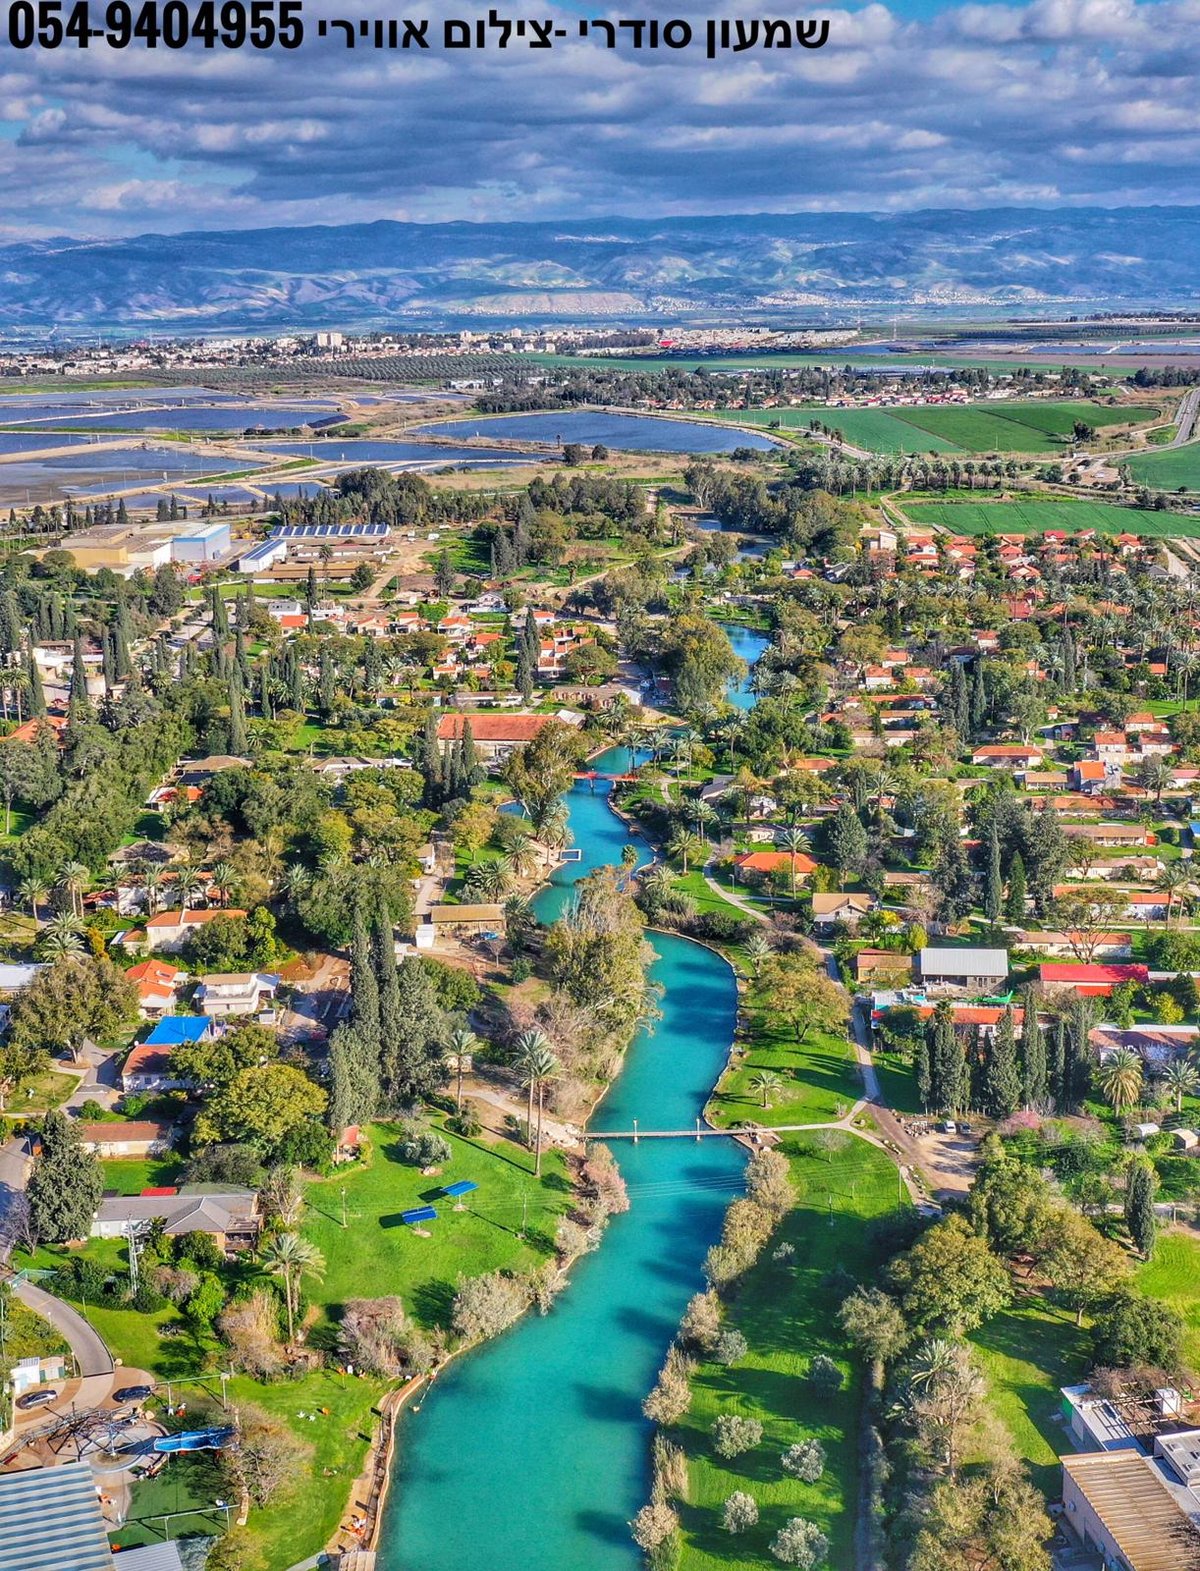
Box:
[511,956,533,984]
[713,1329,749,1366]
[806,1354,843,1392]
[451,1270,531,1343]
[722,1492,759,1534]
[130,1281,169,1313]
[652,1434,689,1503]
[630,1499,678,1552]
[680,1290,722,1352]
[782,1438,826,1483]
[400,1129,453,1168]
[643,1347,695,1425]
[712,1414,763,1458]
[771,1517,829,1568]
[447,1111,482,1138]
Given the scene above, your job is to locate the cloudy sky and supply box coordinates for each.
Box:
[0,0,1197,238]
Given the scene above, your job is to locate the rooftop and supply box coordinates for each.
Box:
[1063,1449,1200,1571]
[0,1461,113,1571]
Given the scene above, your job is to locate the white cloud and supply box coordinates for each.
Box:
[0,0,1197,235]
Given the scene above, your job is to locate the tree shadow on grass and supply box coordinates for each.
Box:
[410,1277,456,1331]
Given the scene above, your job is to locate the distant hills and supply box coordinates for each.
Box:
[2,208,1198,329]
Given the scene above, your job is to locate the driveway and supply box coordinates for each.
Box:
[11,1276,113,1378]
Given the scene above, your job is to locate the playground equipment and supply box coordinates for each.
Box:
[153,1427,235,1454]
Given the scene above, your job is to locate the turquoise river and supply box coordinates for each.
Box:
[381,626,770,1571]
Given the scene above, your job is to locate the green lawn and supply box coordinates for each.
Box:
[675,1134,904,1571]
[1139,1232,1200,1367]
[100,1156,185,1195]
[899,497,1200,538]
[303,1119,573,1332]
[708,1013,860,1129]
[1126,441,1200,493]
[970,1297,1089,1498]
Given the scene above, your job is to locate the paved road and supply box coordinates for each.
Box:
[1167,387,1200,449]
[0,1135,31,1263]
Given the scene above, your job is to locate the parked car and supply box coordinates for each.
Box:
[16,1388,58,1410]
[938,1120,957,1134]
[113,1385,154,1404]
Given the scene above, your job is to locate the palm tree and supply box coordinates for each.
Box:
[749,1069,784,1109]
[667,829,705,875]
[744,932,772,978]
[647,725,674,765]
[141,865,163,916]
[1164,1059,1198,1113]
[692,800,719,841]
[18,875,48,927]
[512,1029,553,1147]
[209,860,236,908]
[174,866,202,909]
[465,861,511,902]
[447,1025,480,1112]
[40,927,83,958]
[504,834,540,880]
[1156,862,1191,928]
[1097,1047,1144,1116]
[59,860,90,919]
[781,825,810,899]
[261,1231,325,1345]
[520,1041,560,1176]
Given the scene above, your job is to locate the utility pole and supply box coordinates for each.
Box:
[341,1187,348,1230]
[126,1222,139,1293]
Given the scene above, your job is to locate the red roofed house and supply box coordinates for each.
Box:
[971,745,1045,768]
[79,1120,175,1158]
[1039,962,1149,997]
[125,958,185,1015]
[437,712,579,765]
[143,908,248,953]
[732,850,820,881]
[1,714,68,747]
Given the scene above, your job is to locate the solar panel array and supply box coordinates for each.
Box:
[269,523,390,539]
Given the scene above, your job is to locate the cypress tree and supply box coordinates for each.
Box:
[915,1023,932,1110]
[981,1007,1021,1119]
[984,822,1002,927]
[929,1000,958,1112]
[387,956,445,1105]
[228,680,248,756]
[1051,1017,1067,1112]
[1125,1159,1158,1258]
[306,564,318,608]
[351,905,382,1049]
[289,650,304,712]
[970,662,987,731]
[373,898,404,1103]
[69,632,89,708]
[1020,987,1048,1110]
[460,717,477,781]
[1005,851,1027,924]
[327,1022,381,1131]
[26,634,45,716]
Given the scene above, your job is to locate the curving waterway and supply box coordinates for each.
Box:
[382,632,770,1571]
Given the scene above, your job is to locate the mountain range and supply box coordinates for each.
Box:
[2,208,1198,330]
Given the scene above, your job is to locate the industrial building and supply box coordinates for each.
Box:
[235,537,288,573]
[170,520,231,562]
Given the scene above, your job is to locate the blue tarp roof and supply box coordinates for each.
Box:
[145,1015,213,1046]
[442,1180,478,1198]
[401,1206,437,1225]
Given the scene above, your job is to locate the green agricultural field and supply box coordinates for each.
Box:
[675,1134,903,1571]
[1126,442,1200,493]
[812,400,1154,456]
[900,498,1200,538]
